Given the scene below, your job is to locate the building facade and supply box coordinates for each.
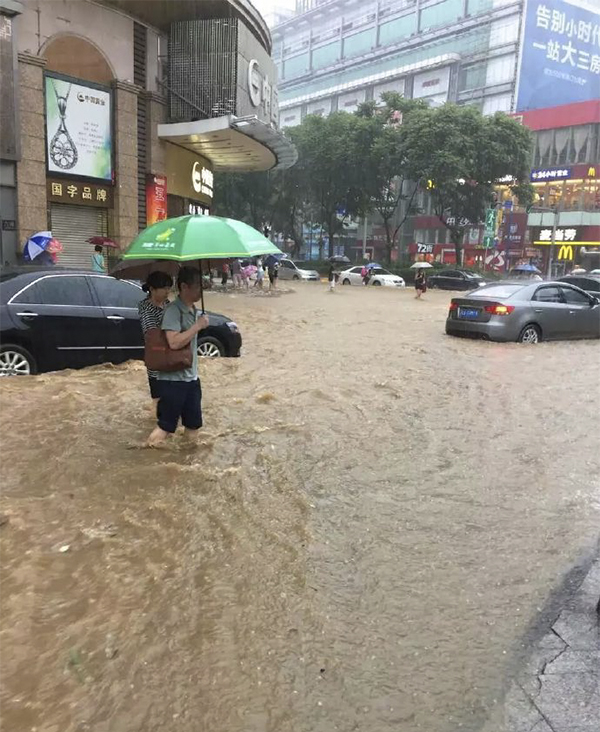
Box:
[0,0,295,268]
[272,0,600,272]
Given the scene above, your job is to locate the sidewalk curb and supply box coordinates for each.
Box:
[481,539,600,732]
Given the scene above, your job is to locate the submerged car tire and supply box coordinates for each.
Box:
[517,324,541,344]
[343,278,351,285]
[292,274,300,280]
[0,345,37,376]
[197,336,225,358]
[372,280,382,286]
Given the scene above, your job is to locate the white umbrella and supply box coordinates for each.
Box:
[410,262,434,269]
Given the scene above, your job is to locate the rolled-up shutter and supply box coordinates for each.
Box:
[50,204,108,270]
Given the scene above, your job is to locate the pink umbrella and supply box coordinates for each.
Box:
[87,236,119,249]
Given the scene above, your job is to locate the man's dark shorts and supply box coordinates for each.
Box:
[148,376,160,399]
[156,379,202,434]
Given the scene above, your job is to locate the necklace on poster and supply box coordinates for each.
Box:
[49,81,79,170]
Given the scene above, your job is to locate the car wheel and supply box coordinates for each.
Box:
[372,280,382,286]
[292,275,300,280]
[517,324,541,344]
[343,279,351,285]
[197,336,225,358]
[0,345,37,376]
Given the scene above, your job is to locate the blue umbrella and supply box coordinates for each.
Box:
[23,231,53,262]
[366,262,382,269]
[512,263,541,273]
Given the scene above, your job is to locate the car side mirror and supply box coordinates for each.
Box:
[592,297,599,307]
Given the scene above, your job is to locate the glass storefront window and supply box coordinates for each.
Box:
[562,181,583,211]
[583,182,600,211]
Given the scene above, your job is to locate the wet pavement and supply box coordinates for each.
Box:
[1,285,599,732]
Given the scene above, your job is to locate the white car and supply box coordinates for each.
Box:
[277,259,320,281]
[339,266,405,287]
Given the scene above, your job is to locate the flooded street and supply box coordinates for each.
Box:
[1,285,599,732]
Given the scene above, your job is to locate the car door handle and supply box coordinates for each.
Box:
[106,315,125,321]
[16,311,39,318]
[534,309,543,313]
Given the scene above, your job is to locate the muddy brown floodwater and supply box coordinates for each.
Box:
[1,285,599,732]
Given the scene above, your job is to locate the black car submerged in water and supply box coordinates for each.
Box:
[0,268,242,376]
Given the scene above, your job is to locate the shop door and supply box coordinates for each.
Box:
[50,204,108,270]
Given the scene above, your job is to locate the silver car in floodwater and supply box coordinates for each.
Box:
[277,259,320,281]
[445,282,600,343]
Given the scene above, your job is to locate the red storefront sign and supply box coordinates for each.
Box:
[146,174,167,226]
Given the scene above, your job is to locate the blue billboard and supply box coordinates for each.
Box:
[516,0,600,112]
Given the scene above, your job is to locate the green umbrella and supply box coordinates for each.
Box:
[122,215,282,261]
[120,215,282,312]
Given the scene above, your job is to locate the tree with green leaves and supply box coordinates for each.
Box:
[402,104,534,262]
[212,171,274,231]
[355,93,428,264]
[294,112,365,257]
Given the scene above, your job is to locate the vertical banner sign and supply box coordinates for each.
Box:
[146,174,167,226]
[516,0,600,112]
[500,212,528,250]
[45,73,113,181]
[483,208,497,248]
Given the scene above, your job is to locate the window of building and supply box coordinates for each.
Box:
[485,54,515,86]
[489,15,519,47]
[467,0,494,16]
[343,28,377,58]
[458,62,487,91]
[283,53,310,80]
[532,125,599,168]
[311,17,341,45]
[312,41,342,70]
[378,13,417,45]
[482,93,512,115]
[420,0,464,33]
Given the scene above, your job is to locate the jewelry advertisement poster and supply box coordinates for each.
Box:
[45,74,112,181]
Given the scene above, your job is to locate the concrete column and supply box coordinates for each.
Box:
[16,52,47,250]
[145,91,167,176]
[112,80,141,249]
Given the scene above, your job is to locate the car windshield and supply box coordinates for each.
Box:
[464,272,482,279]
[372,268,390,275]
[470,284,524,299]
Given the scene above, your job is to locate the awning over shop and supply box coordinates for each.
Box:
[157,115,297,172]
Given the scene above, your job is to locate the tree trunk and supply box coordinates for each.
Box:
[451,229,464,266]
[383,219,394,266]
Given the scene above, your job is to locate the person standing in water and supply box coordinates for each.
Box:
[138,270,174,410]
[328,263,336,292]
[255,258,265,289]
[91,245,106,273]
[147,267,209,447]
[414,268,427,299]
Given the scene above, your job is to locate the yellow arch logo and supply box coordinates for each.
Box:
[588,166,596,178]
[557,244,574,260]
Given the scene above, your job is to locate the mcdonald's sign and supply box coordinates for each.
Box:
[557,244,574,261]
[588,166,596,178]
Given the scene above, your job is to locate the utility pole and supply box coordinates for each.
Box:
[362,216,368,260]
[547,207,559,279]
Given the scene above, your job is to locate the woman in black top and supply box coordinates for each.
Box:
[414,269,427,299]
[138,271,174,406]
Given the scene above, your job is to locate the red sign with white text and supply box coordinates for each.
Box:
[146,174,167,226]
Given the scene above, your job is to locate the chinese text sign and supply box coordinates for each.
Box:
[516,0,600,112]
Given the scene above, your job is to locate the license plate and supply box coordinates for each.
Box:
[458,307,480,320]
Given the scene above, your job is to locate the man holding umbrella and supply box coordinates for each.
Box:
[147,267,209,447]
